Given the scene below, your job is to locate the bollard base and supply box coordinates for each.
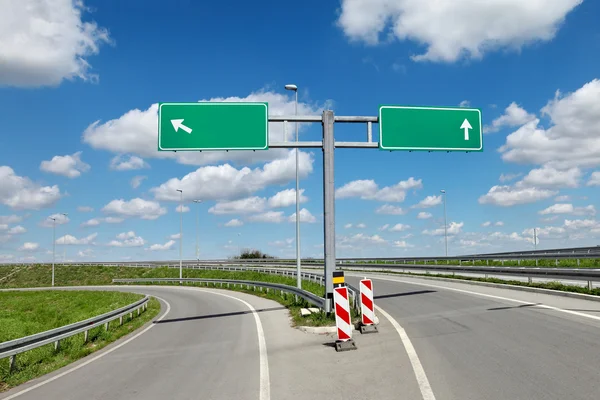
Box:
[335,339,357,352]
[359,324,379,334]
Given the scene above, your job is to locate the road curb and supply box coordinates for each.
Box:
[296,325,336,334]
[352,272,600,303]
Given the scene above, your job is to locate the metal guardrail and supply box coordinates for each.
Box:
[0,295,149,372]
[112,278,326,309]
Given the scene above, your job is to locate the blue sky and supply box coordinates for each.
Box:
[1,0,599,262]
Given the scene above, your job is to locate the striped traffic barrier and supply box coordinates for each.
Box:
[359,278,378,334]
[333,271,357,352]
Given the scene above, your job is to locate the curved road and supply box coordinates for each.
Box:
[4,277,600,399]
[0,285,420,400]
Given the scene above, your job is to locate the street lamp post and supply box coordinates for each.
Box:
[193,200,202,263]
[50,217,56,286]
[61,213,68,263]
[440,190,448,257]
[285,83,302,289]
[177,189,183,284]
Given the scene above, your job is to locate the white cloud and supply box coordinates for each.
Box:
[224,219,244,227]
[539,203,596,216]
[130,176,147,189]
[393,240,414,248]
[482,221,491,227]
[378,224,390,231]
[336,0,582,63]
[81,218,100,227]
[417,212,432,219]
[375,204,406,215]
[8,225,26,234]
[209,197,267,215]
[0,0,111,87]
[0,215,22,224]
[269,238,294,248]
[77,206,93,212]
[485,103,536,133]
[176,205,190,213]
[77,249,94,258]
[356,223,366,229]
[0,166,62,210]
[108,231,145,247]
[40,152,90,178]
[19,242,39,251]
[151,150,314,202]
[56,233,97,245]
[423,221,464,236]
[588,171,600,186]
[338,233,387,248]
[169,233,181,240]
[479,185,557,207]
[82,90,324,166]
[499,173,522,182]
[247,211,285,223]
[102,198,167,220]
[459,100,470,107]
[110,155,149,171]
[0,224,8,231]
[268,189,308,208]
[288,209,317,223]
[495,221,504,226]
[148,240,176,251]
[389,223,411,232]
[336,177,422,202]
[555,195,571,201]
[500,79,600,170]
[344,223,353,229]
[40,213,70,227]
[104,217,124,224]
[413,195,442,208]
[519,166,581,188]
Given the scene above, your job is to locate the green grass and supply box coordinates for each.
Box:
[0,291,143,342]
[0,293,160,392]
[0,264,336,326]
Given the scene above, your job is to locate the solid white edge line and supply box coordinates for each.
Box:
[2,295,171,400]
[365,274,600,322]
[374,305,437,400]
[181,287,270,400]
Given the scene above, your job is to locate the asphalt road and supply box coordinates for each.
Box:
[1,285,420,400]
[347,273,600,400]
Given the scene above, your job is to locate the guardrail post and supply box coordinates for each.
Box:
[137,307,141,316]
[528,276,532,284]
[555,258,558,266]
[588,281,593,291]
[105,321,110,331]
[84,330,89,343]
[129,312,133,320]
[54,340,61,352]
[8,355,16,373]
[518,259,521,266]
[577,259,580,267]
[119,316,123,325]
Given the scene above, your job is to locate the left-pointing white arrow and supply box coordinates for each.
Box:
[171,119,192,134]
[460,118,472,140]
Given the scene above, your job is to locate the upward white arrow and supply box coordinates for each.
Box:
[171,119,193,134]
[460,119,472,140]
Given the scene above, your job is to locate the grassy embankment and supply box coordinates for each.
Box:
[0,264,343,327]
[0,290,160,392]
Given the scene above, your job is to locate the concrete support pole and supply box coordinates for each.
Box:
[322,110,336,313]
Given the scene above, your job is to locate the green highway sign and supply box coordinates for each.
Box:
[379,105,482,151]
[158,102,269,151]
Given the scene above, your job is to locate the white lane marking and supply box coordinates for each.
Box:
[178,287,270,400]
[375,305,437,400]
[363,274,600,323]
[2,296,171,400]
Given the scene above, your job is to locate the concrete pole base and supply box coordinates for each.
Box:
[359,324,379,334]
[334,339,357,352]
